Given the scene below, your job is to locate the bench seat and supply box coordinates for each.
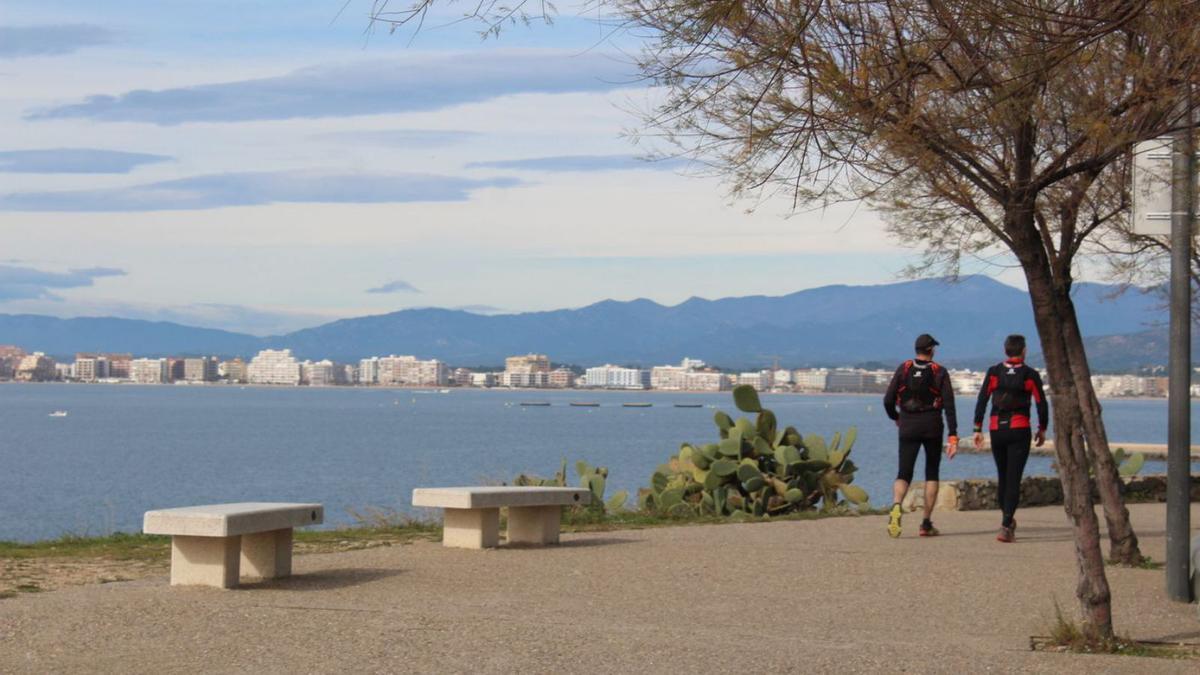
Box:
[412,487,590,549]
[144,502,323,588]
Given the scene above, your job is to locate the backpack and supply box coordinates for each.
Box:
[992,362,1031,412]
[898,360,942,413]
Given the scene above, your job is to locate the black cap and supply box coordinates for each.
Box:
[914,334,940,351]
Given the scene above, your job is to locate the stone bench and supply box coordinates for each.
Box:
[143,502,323,588]
[412,487,590,549]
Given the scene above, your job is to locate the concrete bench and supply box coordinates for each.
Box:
[412,487,590,549]
[143,502,323,588]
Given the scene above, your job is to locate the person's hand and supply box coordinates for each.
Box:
[1035,429,1046,447]
[946,435,958,459]
[973,432,984,450]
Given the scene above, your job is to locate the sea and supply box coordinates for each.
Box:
[1,382,1196,542]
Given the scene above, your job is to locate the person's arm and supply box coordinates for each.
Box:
[939,367,959,457]
[883,365,902,423]
[1028,368,1049,446]
[973,367,994,448]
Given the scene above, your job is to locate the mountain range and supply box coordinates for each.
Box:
[0,276,1174,371]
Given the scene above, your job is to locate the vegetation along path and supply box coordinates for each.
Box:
[0,503,1197,673]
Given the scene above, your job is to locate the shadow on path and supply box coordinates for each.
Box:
[241,567,405,592]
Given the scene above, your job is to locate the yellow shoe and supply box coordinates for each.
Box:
[887,503,903,538]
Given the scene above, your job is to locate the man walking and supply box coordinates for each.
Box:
[883,334,958,538]
[972,334,1048,543]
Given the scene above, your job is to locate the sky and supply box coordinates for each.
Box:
[0,0,1027,336]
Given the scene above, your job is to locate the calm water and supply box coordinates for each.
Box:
[0,383,1195,542]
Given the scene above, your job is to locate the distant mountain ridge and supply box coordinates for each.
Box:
[0,276,1172,371]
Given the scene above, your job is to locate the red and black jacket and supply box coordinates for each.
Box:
[884,358,958,439]
[973,358,1049,433]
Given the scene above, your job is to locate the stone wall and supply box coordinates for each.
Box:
[901,473,1200,512]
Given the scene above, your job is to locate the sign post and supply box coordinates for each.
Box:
[1133,125,1195,602]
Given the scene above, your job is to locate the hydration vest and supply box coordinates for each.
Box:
[992,362,1032,414]
[898,360,943,413]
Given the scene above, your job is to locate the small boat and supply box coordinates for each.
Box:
[622,403,653,408]
[438,389,451,394]
[570,402,600,407]
[520,402,551,407]
[674,403,703,408]
[48,410,68,417]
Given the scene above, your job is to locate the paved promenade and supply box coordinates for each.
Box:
[1,503,1198,673]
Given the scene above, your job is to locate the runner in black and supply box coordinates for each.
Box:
[972,334,1049,543]
[883,334,958,538]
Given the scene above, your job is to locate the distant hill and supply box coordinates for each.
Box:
[0,276,1172,370]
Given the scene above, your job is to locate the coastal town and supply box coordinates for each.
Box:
[0,344,1184,398]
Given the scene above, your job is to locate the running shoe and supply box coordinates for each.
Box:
[887,503,903,538]
[919,521,939,537]
[996,525,1015,543]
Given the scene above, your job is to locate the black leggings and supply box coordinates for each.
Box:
[991,428,1032,526]
[897,437,942,483]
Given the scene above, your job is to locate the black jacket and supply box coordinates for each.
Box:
[883,359,958,439]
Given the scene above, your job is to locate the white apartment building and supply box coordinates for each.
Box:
[772,369,793,386]
[793,369,829,392]
[650,365,688,390]
[130,358,169,384]
[737,371,773,391]
[74,355,98,382]
[584,365,649,389]
[500,371,549,388]
[303,360,338,386]
[684,371,727,391]
[471,372,497,387]
[358,357,379,385]
[183,357,217,382]
[950,369,985,396]
[377,355,449,387]
[247,349,302,385]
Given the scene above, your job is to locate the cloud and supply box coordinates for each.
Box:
[0,265,127,301]
[25,52,633,125]
[0,170,522,212]
[0,25,115,58]
[366,280,421,294]
[314,129,481,148]
[465,154,687,172]
[0,148,171,174]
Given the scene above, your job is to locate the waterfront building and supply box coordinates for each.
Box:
[377,355,449,387]
[825,369,868,392]
[104,353,132,380]
[736,371,772,391]
[950,369,985,396]
[772,369,794,387]
[247,349,302,385]
[15,353,56,381]
[168,358,186,382]
[304,360,338,386]
[505,354,551,374]
[650,365,688,390]
[684,370,727,391]
[0,345,25,380]
[547,367,575,388]
[221,358,248,383]
[74,354,99,382]
[130,358,169,384]
[470,372,497,387]
[583,365,649,389]
[680,357,706,370]
[793,369,829,392]
[53,362,73,380]
[183,357,218,382]
[452,367,473,386]
[340,364,355,385]
[500,370,549,388]
[358,357,380,385]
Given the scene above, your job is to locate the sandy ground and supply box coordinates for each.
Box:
[1,503,1198,674]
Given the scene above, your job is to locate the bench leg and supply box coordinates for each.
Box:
[442,508,499,549]
[241,528,294,579]
[171,535,241,588]
[507,505,562,545]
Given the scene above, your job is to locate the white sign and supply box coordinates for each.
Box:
[1131,137,1197,235]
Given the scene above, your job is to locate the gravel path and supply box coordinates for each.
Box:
[1,503,1198,673]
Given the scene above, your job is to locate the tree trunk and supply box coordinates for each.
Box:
[1019,239,1115,639]
[1052,288,1144,565]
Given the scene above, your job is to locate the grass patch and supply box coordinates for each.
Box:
[1107,555,1163,570]
[1,505,879,562]
[0,590,16,599]
[0,532,171,562]
[1032,601,1200,659]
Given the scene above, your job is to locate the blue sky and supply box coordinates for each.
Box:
[0,0,967,335]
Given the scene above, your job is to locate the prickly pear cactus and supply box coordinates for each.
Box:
[514,458,628,513]
[639,385,867,517]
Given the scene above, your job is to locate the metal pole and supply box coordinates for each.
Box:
[1167,85,1195,603]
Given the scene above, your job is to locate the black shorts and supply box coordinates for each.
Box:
[897,436,942,483]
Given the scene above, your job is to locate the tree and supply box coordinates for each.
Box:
[615,0,1200,637]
